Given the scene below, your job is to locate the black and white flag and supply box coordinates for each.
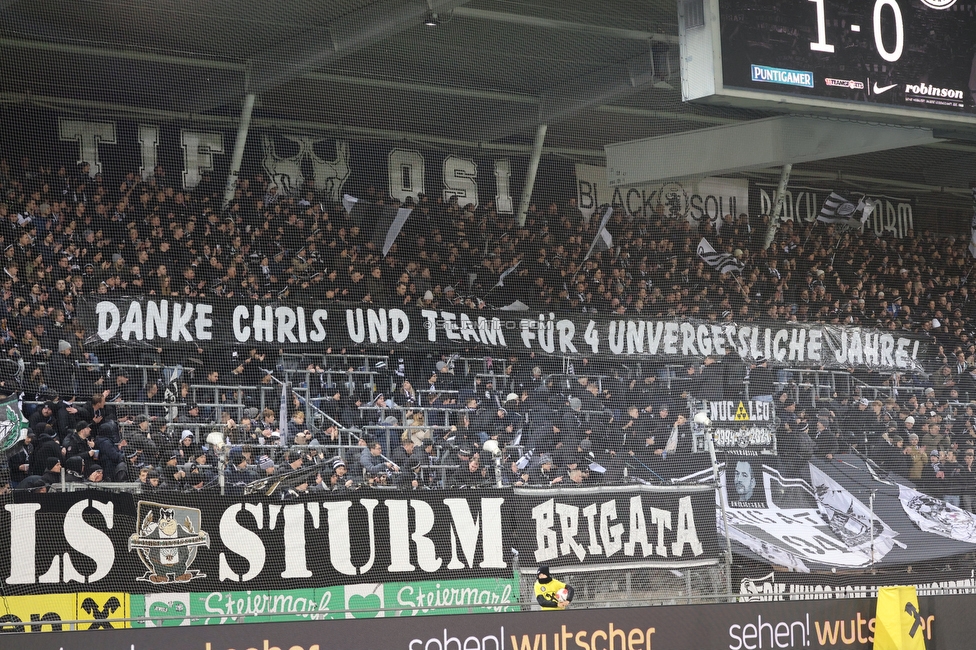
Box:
[584,207,613,260]
[817,192,875,229]
[968,183,976,258]
[371,205,414,257]
[697,238,744,274]
[494,261,521,288]
[341,193,359,215]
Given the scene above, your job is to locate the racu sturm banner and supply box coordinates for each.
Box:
[78,296,930,371]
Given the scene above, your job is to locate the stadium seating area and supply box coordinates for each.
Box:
[4,156,976,506]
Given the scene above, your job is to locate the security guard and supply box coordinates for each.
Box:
[534,565,574,610]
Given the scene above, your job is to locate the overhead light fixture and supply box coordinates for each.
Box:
[424,11,440,26]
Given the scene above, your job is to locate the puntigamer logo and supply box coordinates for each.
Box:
[750,65,814,88]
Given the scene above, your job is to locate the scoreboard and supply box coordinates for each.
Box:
[679,0,976,124]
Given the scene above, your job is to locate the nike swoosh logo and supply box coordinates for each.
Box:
[873,82,898,94]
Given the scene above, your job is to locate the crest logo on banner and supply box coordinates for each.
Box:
[128,501,211,584]
[261,136,351,199]
[0,395,27,455]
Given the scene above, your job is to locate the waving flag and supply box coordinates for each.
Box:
[371,205,414,257]
[817,192,875,229]
[697,238,744,274]
[584,207,614,260]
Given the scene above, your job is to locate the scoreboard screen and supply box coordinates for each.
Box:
[679,0,976,123]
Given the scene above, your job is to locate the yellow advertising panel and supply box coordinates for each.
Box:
[874,586,927,650]
[74,592,129,630]
[0,594,78,632]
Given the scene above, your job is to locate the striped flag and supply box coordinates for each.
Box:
[584,206,614,260]
[697,238,743,274]
[969,183,976,258]
[817,192,875,229]
[371,205,414,257]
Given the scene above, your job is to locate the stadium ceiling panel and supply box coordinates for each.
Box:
[0,0,972,193]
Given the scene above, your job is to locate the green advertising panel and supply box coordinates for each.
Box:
[130,587,344,627]
[130,576,519,626]
[383,576,520,617]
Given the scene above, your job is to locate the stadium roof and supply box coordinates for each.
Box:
[0,0,974,195]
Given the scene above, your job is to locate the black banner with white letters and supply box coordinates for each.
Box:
[78,296,929,371]
[0,489,512,595]
[511,484,720,571]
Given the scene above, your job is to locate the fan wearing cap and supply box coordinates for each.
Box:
[16,475,49,494]
[85,463,104,483]
[40,456,63,486]
[161,449,188,489]
[529,454,562,486]
[28,401,61,438]
[330,457,358,491]
[534,566,573,610]
[63,456,87,483]
[922,449,948,499]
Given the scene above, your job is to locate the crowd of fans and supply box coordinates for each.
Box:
[1,153,976,506]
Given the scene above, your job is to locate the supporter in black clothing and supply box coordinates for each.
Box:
[63,420,96,465]
[30,424,61,477]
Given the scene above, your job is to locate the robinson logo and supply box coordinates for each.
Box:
[128,501,211,584]
[904,82,964,100]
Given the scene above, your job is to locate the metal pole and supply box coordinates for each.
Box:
[869,490,876,566]
[762,163,793,250]
[222,92,256,211]
[706,422,734,596]
[517,124,548,227]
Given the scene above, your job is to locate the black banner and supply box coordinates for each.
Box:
[1,489,512,595]
[11,592,976,650]
[78,296,929,370]
[1,485,721,595]
[511,484,719,571]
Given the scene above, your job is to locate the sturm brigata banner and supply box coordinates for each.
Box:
[79,297,929,371]
[0,486,720,596]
